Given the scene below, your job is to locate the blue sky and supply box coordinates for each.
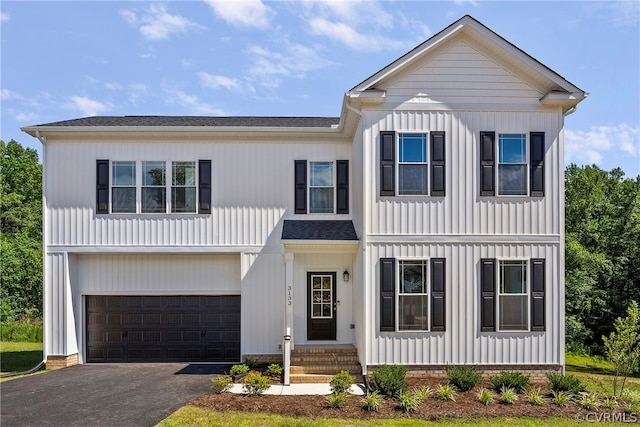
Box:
[1,1,638,177]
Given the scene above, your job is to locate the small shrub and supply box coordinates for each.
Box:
[477,388,495,406]
[370,365,408,397]
[242,371,270,395]
[397,391,420,413]
[490,371,530,393]
[330,370,354,394]
[412,386,433,403]
[243,358,258,369]
[326,392,348,409]
[229,364,249,376]
[546,371,585,394]
[499,387,518,404]
[551,390,572,406]
[361,391,384,412]
[435,383,457,401]
[626,400,640,414]
[622,389,640,405]
[581,393,600,410]
[210,375,232,394]
[265,363,283,377]
[525,386,544,406]
[603,396,618,409]
[446,365,482,392]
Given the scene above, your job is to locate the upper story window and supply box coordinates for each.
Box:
[398,133,428,195]
[96,159,211,215]
[498,134,527,196]
[112,161,136,213]
[309,161,334,213]
[379,131,445,197]
[480,131,545,197]
[294,159,349,215]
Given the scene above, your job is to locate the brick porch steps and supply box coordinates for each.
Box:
[289,345,363,384]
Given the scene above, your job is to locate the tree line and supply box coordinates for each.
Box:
[1,139,639,354]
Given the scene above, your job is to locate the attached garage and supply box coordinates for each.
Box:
[86,295,240,362]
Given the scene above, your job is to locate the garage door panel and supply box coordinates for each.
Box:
[87,295,240,362]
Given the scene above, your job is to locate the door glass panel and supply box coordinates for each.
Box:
[311,274,333,319]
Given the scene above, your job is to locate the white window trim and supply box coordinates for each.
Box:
[496,258,530,332]
[396,132,429,197]
[497,133,529,197]
[308,160,336,214]
[109,160,199,215]
[396,258,430,332]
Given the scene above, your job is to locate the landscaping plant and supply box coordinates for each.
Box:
[580,393,600,410]
[412,385,433,402]
[243,358,259,370]
[435,383,457,401]
[546,371,585,394]
[445,365,482,392]
[330,370,354,394]
[525,386,544,406]
[499,387,518,404]
[397,391,420,413]
[490,371,530,393]
[265,363,283,377]
[551,390,572,406]
[229,364,249,377]
[210,375,233,394]
[361,391,383,412]
[477,388,495,406]
[326,392,348,409]
[602,301,640,397]
[370,365,408,397]
[242,371,270,395]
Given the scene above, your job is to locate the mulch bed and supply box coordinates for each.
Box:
[189,377,629,421]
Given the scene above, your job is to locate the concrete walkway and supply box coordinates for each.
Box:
[228,382,366,395]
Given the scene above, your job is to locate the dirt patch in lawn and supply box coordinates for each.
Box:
[189,377,629,421]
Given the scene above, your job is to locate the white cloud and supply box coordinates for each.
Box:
[453,0,479,6]
[204,0,271,29]
[66,96,110,116]
[197,72,255,94]
[565,124,639,166]
[308,17,410,51]
[162,88,227,115]
[15,112,39,123]
[120,4,204,41]
[246,42,332,88]
[1,12,10,22]
[1,89,22,100]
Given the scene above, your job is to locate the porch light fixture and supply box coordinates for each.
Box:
[343,269,350,282]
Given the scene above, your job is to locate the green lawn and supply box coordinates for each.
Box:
[158,407,612,427]
[0,341,44,376]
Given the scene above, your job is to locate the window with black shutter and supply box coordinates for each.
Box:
[480,258,496,332]
[96,159,110,214]
[380,258,396,332]
[530,132,545,197]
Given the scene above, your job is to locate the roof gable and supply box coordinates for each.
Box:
[349,15,586,113]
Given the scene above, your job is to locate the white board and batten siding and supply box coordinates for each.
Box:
[43,139,351,249]
[365,244,562,366]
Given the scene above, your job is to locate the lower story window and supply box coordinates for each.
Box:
[310,274,333,318]
[499,260,528,331]
[399,260,429,331]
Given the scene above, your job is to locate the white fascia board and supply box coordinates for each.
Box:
[282,240,360,254]
[21,125,351,142]
[345,90,386,104]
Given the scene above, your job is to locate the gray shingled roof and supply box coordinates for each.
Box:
[31,116,340,128]
[281,220,358,241]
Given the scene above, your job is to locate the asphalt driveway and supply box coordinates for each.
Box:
[1,363,227,427]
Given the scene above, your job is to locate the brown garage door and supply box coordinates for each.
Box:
[86,295,240,363]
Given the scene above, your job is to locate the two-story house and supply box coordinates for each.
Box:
[23,16,586,382]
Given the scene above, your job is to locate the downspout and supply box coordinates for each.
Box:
[2,131,48,378]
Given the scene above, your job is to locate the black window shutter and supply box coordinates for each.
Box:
[96,159,109,214]
[480,258,496,332]
[430,132,446,196]
[530,132,545,197]
[380,131,396,196]
[480,132,495,196]
[198,160,212,214]
[531,258,546,331]
[294,160,307,214]
[430,258,446,331]
[336,160,349,214]
[380,258,396,332]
